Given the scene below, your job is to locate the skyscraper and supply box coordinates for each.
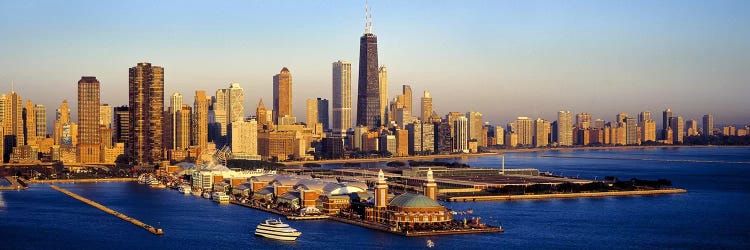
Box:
[113,106,129,144]
[23,100,36,143]
[356,6,381,128]
[256,99,271,131]
[557,111,573,146]
[193,90,209,149]
[534,118,550,147]
[273,68,293,125]
[625,117,637,145]
[662,108,672,139]
[34,104,46,138]
[402,85,412,115]
[227,83,244,123]
[168,92,182,150]
[671,116,684,144]
[378,66,388,124]
[175,104,192,149]
[575,112,592,129]
[638,111,651,124]
[332,60,352,136]
[99,104,112,129]
[466,111,483,145]
[317,98,329,131]
[515,117,534,146]
[53,100,71,145]
[128,62,164,166]
[453,116,468,153]
[77,76,101,163]
[3,91,23,147]
[306,99,318,128]
[421,90,432,121]
[702,114,714,136]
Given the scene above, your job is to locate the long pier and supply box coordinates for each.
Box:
[49,184,164,235]
[28,178,135,184]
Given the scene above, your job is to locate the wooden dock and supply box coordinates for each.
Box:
[49,184,164,235]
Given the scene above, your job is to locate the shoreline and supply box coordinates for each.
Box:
[445,188,687,202]
[280,145,748,166]
[27,178,136,184]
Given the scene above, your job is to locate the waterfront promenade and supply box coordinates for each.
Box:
[49,184,164,235]
[280,153,498,166]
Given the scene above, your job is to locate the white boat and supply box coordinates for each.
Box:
[202,192,212,199]
[212,192,230,204]
[254,219,301,241]
[192,188,202,196]
[178,185,191,194]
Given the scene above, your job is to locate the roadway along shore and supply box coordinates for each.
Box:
[446,188,687,202]
[27,178,136,184]
[49,184,164,235]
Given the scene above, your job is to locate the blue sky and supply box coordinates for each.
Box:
[1,0,749,126]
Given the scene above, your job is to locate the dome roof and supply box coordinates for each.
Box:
[389,193,441,208]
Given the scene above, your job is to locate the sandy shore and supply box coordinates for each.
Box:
[446,188,687,202]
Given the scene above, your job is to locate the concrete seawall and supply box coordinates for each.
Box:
[49,184,163,235]
[447,189,687,202]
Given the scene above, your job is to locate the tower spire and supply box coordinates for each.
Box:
[365,0,373,34]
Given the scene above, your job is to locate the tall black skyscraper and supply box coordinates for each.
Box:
[356,3,380,128]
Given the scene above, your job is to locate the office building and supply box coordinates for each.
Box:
[702,114,714,136]
[77,76,101,163]
[128,62,164,166]
[332,60,352,136]
[274,68,293,125]
[557,111,573,146]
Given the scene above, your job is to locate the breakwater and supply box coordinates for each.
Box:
[49,184,164,235]
[28,178,136,183]
[446,189,687,202]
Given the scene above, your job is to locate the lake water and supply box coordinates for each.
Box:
[1,147,749,249]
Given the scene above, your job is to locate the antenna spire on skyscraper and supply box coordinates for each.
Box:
[365,0,373,34]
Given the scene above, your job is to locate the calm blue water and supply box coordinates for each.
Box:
[1,147,749,249]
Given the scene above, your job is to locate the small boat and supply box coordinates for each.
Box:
[427,240,435,248]
[192,188,202,196]
[178,185,191,194]
[212,192,230,204]
[254,219,301,241]
[202,192,212,199]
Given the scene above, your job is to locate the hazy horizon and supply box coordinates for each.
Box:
[1,0,748,127]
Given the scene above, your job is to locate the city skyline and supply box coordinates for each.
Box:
[1,0,749,126]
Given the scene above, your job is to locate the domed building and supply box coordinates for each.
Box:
[365,168,452,225]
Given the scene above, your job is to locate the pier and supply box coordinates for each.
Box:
[28,178,136,184]
[49,184,164,235]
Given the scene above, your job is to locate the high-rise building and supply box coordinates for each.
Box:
[113,106,129,144]
[616,113,628,124]
[638,111,651,124]
[686,119,699,136]
[23,100,36,143]
[168,92,182,150]
[356,12,381,128]
[495,125,505,146]
[466,111,483,146]
[229,119,260,160]
[256,99,271,131]
[378,66,388,125]
[193,91,209,149]
[453,116,468,153]
[402,85,412,116]
[226,83,244,123]
[575,112,592,129]
[332,60,352,136]
[434,120,452,153]
[175,104,192,149]
[77,76,101,163]
[625,117,637,145]
[317,98,329,131]
[557,111,573,146]
[421,90,433,122]
[273,68,293,125]
[640,119,657,143]
[212,89,228,144]
[306,99,319,128]
[53,100,71,145]
[702,114,714,136]
[534,118,550,147]
[515,117,534,146]
[128,62,164,166]
[34,104,46,138]
[3,91,23,147]
[99,104,112,129]
[662,108,672,139]
[671,116,684,144]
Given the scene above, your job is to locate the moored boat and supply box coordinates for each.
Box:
[254,219,301,241]
[212,192,230,204]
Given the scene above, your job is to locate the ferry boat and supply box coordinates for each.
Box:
[212,192,230,204]
[254,219,301,241]
[148,178,165,188]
